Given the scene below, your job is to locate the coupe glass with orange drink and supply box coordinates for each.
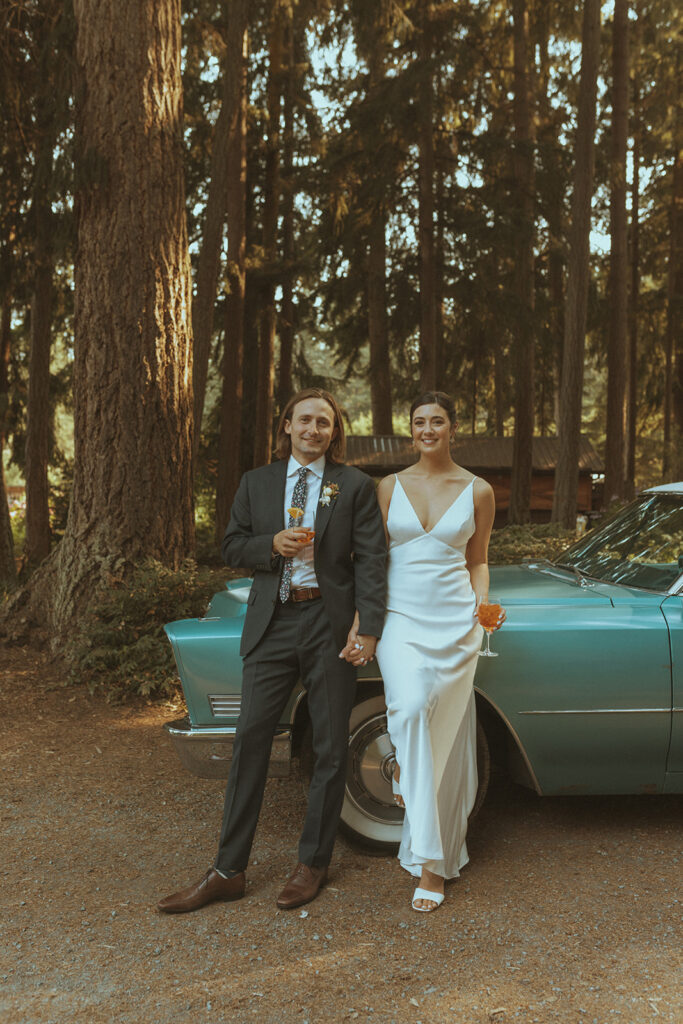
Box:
[477,598,504,657]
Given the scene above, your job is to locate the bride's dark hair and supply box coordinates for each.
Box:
[409,391,456,425]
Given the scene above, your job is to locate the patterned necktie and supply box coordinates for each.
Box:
[279,466,308,603]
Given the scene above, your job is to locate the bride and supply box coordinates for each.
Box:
[375,391,503,912]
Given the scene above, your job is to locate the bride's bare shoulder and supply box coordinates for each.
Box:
[376,474,397,516]
[472,475,495,506]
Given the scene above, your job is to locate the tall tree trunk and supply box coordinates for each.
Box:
[241,272,259,475]
[277,8,295,413]
[508,0,536,524]
[25,80,55,567]
[493,333,506,437]
[25,1,61,567]
[434,84,449,386]
[626,38,640,498]
[0,293,16,585]
[417,3,437,391]
[604,0,630,504]
[253,10,283,466]
[191,0,249,466]
[663,51,682,480]
[365,43,393,435]
[7,0,195,641]
[552,0,601,527]
[367,202,392,434]
[215,23,247,542]
[538,6,564,431]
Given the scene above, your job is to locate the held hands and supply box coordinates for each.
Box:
[272,528,309,559]
[339,621,377,666]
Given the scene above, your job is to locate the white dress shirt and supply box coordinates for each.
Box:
[283,454,325,588]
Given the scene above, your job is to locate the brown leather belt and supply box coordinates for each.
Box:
[289,586,321,603]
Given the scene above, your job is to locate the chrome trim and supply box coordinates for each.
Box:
[208,695,242,717]
[518,708,671,716]
[474,688,542,795]
[164,717,290,779]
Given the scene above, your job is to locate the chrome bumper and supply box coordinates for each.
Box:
[164,717,292,779]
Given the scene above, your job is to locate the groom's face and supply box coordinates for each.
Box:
[284,397,337,465]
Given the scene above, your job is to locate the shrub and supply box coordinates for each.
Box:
[67,559,234,701]
[488,522,576,565]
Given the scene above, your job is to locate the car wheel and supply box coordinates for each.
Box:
[300,682,490,853]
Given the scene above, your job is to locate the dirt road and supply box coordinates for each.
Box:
[1,648,680,1024]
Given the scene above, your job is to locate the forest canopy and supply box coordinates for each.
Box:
[0,0,681,633]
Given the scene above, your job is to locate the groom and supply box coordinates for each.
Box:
[158,388,386,913]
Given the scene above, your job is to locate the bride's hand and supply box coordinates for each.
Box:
[474,596,506,631]
[339,630,377,666]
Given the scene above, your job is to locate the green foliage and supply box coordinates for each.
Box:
[67,559,233,702]
[488,522,576,566]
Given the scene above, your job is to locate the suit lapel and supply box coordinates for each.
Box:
[314,462,344,548]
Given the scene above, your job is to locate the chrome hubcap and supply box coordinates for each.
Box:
[345,711,404,825]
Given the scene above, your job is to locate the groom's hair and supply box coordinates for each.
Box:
[275,388,346,463]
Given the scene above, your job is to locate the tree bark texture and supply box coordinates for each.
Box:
[538,9,564,431]
[25,72,55,567]
[191,0,249,465]
[216,23,247,542]
[508,0,536,524]
[0,293,16,584]
[277,9,295,414]
[604,0,630,503]
[14,0,195,640]
[367,202,393,433]
[417,4,437,392]
[253,11,283,467]
[626,44,640,498]
[663,51,682,479]
[552,0,601,527]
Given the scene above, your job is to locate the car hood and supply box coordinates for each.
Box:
[489,563,615,606]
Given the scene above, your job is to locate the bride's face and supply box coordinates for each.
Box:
[411,403,455,454]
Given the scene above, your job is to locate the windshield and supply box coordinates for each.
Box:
[557,493,683,591]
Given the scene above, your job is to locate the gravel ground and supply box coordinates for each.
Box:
[1,647,681,1024]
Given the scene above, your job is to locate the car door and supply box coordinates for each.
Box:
[662,593,683,785]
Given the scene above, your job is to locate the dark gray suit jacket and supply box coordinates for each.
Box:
[222,459,387,657]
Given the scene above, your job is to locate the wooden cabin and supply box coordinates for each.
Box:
[345,435,604,525]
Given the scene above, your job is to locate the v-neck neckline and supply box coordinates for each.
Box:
[394,475,474,535]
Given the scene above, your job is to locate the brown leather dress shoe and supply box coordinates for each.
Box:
[276,863,328,910]
[157,868,245,914]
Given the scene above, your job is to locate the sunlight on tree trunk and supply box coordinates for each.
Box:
[7,0,194,642]
[0,294,15,584]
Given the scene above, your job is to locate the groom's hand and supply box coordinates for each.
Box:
[339,631,377,666]
[272,528,308,558]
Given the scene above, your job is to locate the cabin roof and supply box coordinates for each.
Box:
[345,434,604,473]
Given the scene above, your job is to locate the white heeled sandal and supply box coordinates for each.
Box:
[412,887,444,912]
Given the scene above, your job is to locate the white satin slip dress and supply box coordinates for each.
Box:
[376,475,483,880]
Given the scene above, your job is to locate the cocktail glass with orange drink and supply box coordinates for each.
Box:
[477,598,504,657]
[287,507,315,544]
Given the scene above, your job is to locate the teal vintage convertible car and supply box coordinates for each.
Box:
[164,481,683,850]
